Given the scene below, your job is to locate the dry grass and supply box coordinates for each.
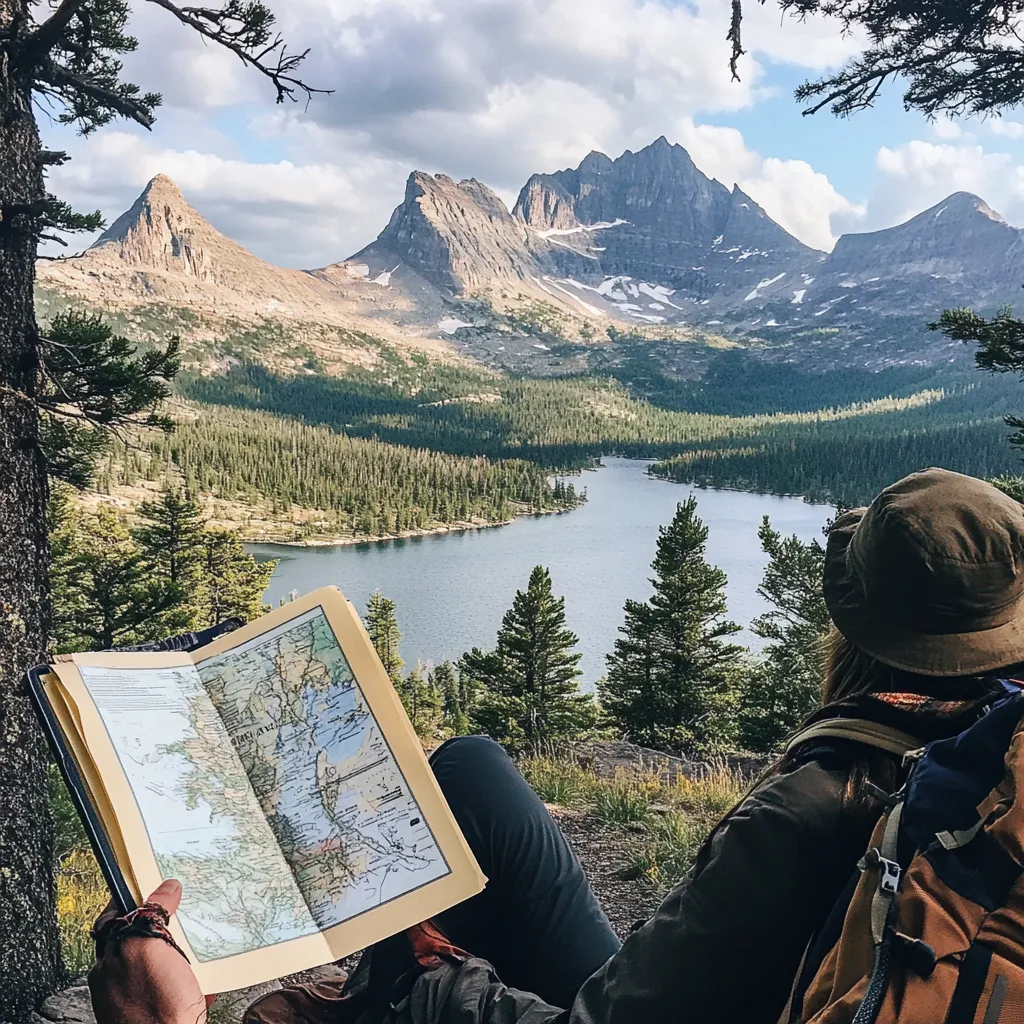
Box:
[56,849,109,977]
[518,752,750,891]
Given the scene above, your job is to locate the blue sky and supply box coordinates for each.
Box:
[41,0,1024,268]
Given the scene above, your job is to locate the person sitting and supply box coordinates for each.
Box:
[88,467,1024,1024]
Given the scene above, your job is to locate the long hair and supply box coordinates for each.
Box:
[822,627,944,705]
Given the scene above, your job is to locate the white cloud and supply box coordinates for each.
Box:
[931,119,963,140]
[40,0,867,262]
[858,140,1023,230]
[990,118,1024,139]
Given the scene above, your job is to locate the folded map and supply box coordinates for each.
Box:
[34,587,486,994]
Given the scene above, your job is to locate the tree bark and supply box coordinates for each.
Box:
[0,3,62,1018]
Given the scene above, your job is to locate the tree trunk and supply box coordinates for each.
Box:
[0,5,62,1018]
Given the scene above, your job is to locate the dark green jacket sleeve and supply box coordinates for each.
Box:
[396,760,865,1024]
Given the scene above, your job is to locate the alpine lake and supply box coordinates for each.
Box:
[249,458,835,689]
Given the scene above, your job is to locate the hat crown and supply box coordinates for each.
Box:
[847,469,1024,634]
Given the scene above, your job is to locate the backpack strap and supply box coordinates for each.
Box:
[784,718,924,760]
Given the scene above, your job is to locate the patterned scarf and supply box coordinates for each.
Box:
[811,675,1015,745]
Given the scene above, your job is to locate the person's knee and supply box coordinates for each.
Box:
[429,735,520,813]
[430,734,507,773]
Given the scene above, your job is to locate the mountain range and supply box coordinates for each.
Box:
[37,137,1024,377]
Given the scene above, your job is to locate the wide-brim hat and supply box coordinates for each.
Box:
[824,467,1024,677]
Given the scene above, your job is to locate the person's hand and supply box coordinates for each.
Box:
[88,879,213,1024]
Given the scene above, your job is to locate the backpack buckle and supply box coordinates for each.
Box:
[878,855,901,894]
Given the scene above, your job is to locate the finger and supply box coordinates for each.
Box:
[206,995,218,1008]
[144,878,182,915]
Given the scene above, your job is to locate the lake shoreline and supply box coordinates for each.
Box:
[264,506,574,549]
[253,458,836,685]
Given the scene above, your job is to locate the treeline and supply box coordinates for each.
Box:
[179,360,1023,507]
[650,381,1023,505]
[603,345,953,416]
[98,403,584,538]
[178,361,965,468]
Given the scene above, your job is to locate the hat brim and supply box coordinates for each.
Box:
[823,509,1024,678]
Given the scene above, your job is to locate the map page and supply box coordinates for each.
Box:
[196,607,450,935]
[75,605,449,964]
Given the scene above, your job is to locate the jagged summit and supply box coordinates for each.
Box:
[39,174,415,326]
[89,172,254,283]
[356,170,540,294]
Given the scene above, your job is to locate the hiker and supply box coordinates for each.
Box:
[89,467,1024,1024]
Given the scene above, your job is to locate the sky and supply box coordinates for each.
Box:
[39,0,1024,268]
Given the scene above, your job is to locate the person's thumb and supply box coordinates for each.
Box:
[146,878,182,915]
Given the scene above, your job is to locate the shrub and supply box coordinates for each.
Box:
[519,755,594,806]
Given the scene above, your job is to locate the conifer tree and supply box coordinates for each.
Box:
[51,505,186,653]
[1,8,323,1005]
[432,660,469,736]
[135,488,206,587]
[600,498,744,754]
[366,592,404,685]
[398,661,443,740]
[464,566,593,751]
[199,529,275,626]
[738,517,830,752]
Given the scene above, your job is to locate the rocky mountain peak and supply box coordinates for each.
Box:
[39,174,359,321]
[940,191,1005,222]
[514,174,579,232]
[825,189,1024,297]
[359,170,541,294]
[90,172,233,280]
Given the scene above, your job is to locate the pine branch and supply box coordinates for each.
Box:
[727,0,745,81]
[37,150,70,166]
[144,0,332,104]
[38,59,157,128]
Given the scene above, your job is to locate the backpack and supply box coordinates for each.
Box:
[780,688,1024,1024]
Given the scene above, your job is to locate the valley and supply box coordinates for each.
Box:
[36,136,1024,542]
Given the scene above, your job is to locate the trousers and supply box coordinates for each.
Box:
[412,736,620,1009]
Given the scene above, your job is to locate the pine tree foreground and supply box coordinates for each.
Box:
[601,498,745,754]
[463,566,594,751]
[365,592,404,686]
[738,516,830,753]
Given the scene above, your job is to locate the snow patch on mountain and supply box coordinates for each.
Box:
[745,272,787,301]
[438,318,473,334]
[535,218,628,239]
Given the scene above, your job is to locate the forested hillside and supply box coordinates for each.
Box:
[650,379,1023,504]
[97,403,582,541]
[180,360,1022,505]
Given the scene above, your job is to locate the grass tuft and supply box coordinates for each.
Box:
[519,751,751,892]
[56,849,109,977]
[520,755,594,806]
[590,768,660,824]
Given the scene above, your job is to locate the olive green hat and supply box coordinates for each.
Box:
[824,467,1024,677]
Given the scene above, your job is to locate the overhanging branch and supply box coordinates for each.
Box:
[26,0,90,59]
[144,0,332,104]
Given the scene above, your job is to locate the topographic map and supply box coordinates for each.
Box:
[78,607,449,963]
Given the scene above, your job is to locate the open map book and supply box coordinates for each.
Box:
[31,587,486,994]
